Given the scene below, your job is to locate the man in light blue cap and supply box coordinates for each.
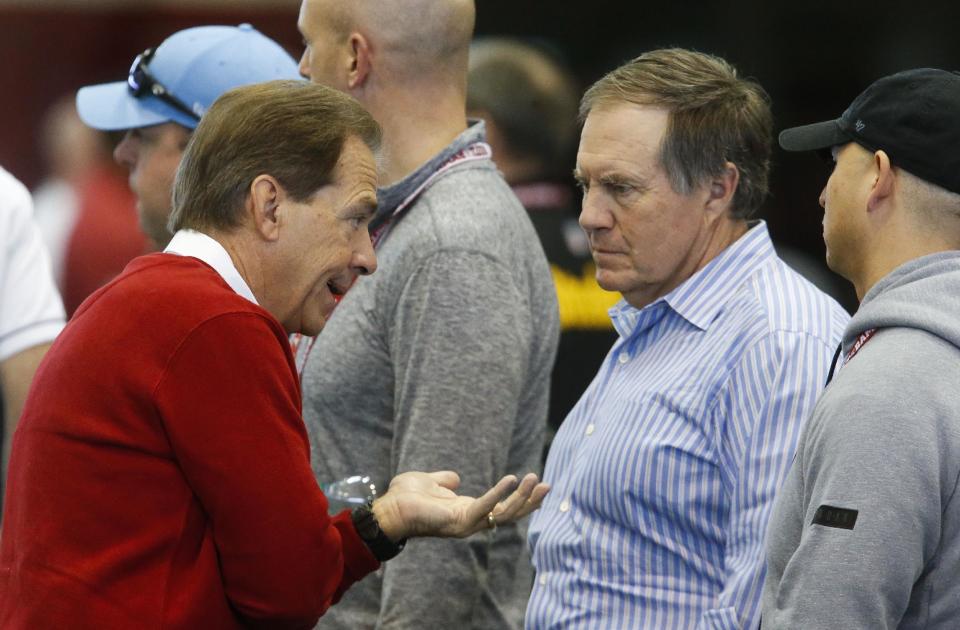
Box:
[76,23,301,249]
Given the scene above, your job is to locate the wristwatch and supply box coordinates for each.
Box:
[351,503,407,562]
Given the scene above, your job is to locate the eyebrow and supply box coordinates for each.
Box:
[573,166,641,182]
[598,173,636,185]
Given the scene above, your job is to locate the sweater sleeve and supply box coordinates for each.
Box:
[699,331,834,630]
[376,249,534,627]
[154,312,378,628]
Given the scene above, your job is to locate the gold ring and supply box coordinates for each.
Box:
[486,512,497,531]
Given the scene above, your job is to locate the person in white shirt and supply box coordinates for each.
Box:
[0,165,65,495]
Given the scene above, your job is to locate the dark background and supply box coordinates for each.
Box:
[2,0,957,310]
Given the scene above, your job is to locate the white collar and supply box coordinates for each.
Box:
[164,229,259,305]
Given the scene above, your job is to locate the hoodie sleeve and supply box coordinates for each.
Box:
[762,329,960,628]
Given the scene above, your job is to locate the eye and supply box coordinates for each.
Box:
[606,182,633,196]
[574,179,588,193]
[349,212,374,230]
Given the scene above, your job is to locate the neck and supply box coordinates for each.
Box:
[360,83,468,185]
[853,206,960,300]
[213,230,265,304]
[857,240,960,301]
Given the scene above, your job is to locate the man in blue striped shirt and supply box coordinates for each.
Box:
[526,48,849,629]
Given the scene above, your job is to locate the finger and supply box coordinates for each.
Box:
[493,473,537,521]
[512,482,550,519]
[427,470,461,491]
[491,473,539,520]
[465,474,518,527]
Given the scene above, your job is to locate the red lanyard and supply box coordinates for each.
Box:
[291,141,492,376]
[844,328,877,365]
[370,142,492,247]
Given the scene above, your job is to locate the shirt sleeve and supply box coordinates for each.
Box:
[698,331,835,630]
[154,312,378,628]
[377,249,537,627]
[0,173,65,361]
[761,340,955,628]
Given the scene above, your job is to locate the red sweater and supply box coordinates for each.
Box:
[0,254,378,629]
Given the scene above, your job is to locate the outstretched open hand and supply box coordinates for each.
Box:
[371,471,549,541]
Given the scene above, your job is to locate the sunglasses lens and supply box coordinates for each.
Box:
[127,49,153,96]
[128,63,143,95]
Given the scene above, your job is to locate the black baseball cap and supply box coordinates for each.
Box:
[779,68,960,194]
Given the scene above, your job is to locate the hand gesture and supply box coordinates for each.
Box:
[371,471,549,541]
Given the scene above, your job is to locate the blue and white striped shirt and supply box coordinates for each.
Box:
[526,222,848,629]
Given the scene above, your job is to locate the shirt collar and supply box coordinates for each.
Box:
[611,221,776,335]
[164,229,259,305]
[376,120,488,218]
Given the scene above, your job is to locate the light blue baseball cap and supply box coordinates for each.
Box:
[76,24,302,131]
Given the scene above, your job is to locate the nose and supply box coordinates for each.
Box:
[113,131,138,170]
[579,186,613,233]
[298,48,312,81]
[818,183,827,209]
[353,229,378,276]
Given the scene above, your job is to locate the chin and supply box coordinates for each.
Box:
[300,317,327,337]
[593,268,623,292]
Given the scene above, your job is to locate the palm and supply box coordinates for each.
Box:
[375,470,549,540]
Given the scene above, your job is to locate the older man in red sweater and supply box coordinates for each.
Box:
[0,80,546,629]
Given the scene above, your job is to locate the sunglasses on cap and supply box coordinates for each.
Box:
[127,47,201,122]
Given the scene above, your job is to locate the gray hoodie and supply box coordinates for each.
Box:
[762,252,960,629]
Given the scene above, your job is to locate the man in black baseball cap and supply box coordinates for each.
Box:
[761,68,960,627]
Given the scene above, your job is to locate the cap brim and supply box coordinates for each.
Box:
[76,81,197,131]
[778,119,851,152]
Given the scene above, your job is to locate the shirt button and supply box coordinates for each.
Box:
[618,352,629,364]
[585,423,595,436]
[559,499,570,512]
[539,575,547,585]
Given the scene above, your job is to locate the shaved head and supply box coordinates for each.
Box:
[301,0,475,84]
[298,0,476,183]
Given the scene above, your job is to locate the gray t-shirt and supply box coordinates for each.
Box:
[299,123,560,629]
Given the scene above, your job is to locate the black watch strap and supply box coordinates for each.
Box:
[351,504,406,562]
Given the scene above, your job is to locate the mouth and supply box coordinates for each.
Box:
[326,276,354,303]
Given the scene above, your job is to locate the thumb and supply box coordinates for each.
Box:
[428,470,461,491]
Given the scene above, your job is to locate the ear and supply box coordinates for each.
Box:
[347,32,371,89]
[704,161,740,217]
[866,149,895,213]
[248,174,285,242]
